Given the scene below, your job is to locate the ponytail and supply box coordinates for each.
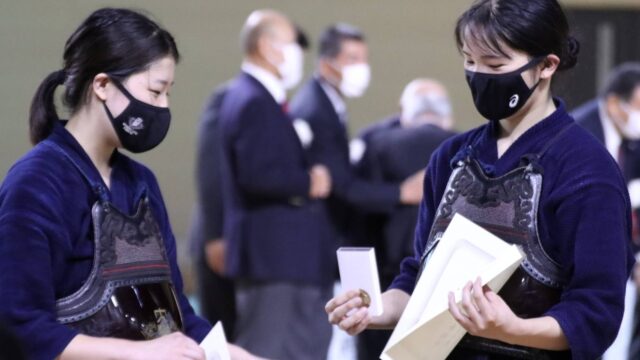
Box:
[29,70,65,145]
[28,8,180,146]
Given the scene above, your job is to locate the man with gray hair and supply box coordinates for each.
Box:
[350,77,455,360]
[218,10,334,359]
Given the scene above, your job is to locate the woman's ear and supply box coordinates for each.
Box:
[540,54,560,80]
[92,73,111,101]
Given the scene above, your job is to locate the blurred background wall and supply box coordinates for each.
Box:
[1,0,639,283]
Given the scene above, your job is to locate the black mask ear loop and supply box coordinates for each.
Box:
[109,78,137,101]
[523,56,548,93]
[100,77,127,122]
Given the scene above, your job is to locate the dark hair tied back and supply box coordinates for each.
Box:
[28,8,179,145]
[53,69,67,85]
[455,0,579,73]
[559,35,580,71]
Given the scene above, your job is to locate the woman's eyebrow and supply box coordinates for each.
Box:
[462,50,506,60]
[150,79,175,86]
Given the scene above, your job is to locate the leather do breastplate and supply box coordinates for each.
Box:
[45,141,183,340]
[419,127,573,359]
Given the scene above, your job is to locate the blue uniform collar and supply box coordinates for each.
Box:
[452,98,573,176]
[46,121,147,210]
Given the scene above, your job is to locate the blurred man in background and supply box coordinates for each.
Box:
[572,62,640,360]
[289,23,424,251]
[218,10,335,359]
[188,23,311,342]
[350,78,456,360]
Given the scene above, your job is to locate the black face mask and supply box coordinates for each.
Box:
[465,56,545,122]
[102,79,171,153]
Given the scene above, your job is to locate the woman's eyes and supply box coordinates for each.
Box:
[149,89,162,96]
[464,61,505,71]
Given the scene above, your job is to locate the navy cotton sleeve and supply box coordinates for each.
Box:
[0,158,79,360]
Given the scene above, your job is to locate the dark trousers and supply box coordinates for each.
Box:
[357,329,393,360]
[235,280,333,360]
[196,255,236,341]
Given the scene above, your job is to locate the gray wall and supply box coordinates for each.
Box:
[1,0,638,256]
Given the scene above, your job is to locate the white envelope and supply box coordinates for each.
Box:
[337,247,384,316]
[200,321,231,360]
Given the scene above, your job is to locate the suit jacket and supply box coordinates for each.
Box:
[573,99,640,183]
[573,99,640,251]
[218,72,335,285]
[289,78,400,227]
[362,120,454,284]
[189,85,227,256]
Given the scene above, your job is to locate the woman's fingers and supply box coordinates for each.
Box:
[325,290,372,336]
[325,289,359,314]
[460,281,483,326]
[326,290,363,325]
[345,308,371,336]
[448,291,473,329]
[472,277,491,316]
[339,306,369,331]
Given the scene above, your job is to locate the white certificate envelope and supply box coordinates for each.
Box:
[200,321,231,360]
[381,213,523,360]
[337,247,384,316]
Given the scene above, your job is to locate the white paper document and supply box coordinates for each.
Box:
[200,321,231,360]
[337,247,384,316]
[381,213,524,360]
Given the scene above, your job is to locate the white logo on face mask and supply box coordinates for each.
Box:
[123,117,144,135]
[509,94,520,108]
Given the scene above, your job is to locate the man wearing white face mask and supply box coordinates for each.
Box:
[218,9,335,360]
[189,23,312,346]
[349,78,456,360]
[572,62,640,360]
[289,24,424,255]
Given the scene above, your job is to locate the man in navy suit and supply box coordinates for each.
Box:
[350,78,456,360]
[571,62,640,360]
[188,25,311,343]
[218,10,334,360]
[289,24,424,252]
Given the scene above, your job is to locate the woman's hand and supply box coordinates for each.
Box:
[448,277,520,343]
[60,332,205,360]
[325,289,371,336]
[130,332,205,360]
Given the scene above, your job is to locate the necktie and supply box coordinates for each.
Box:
[619,141,640,244]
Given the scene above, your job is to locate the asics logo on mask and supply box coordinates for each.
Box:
[509,94,520,108]
[123,117,144,136]
[465,56,545,121]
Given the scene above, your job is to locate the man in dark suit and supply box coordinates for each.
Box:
[188,24,311,343]
[350,78,456,360]
[571,62,640,360]
[289,24,424,252]
[218,10,334,360]
[188,84,236,339]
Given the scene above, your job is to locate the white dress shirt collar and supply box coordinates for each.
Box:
[317,76,347,122]
[599,100,622,163]
[242,61,286,104]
